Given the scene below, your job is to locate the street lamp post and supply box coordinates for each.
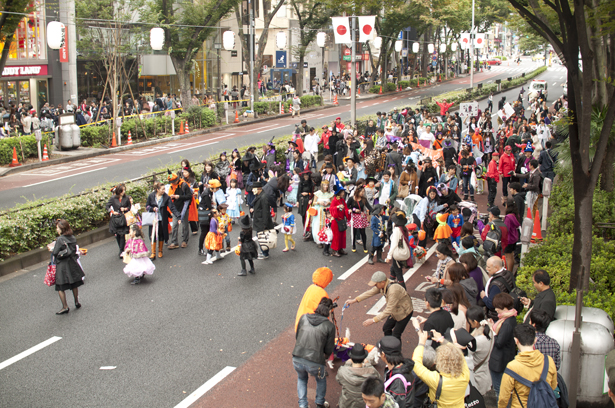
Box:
[470,0,475,88]
[248,0,255,116]
[350,16,356,126]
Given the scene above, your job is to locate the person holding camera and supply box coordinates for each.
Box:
[292,297,336,408]
[345,271,413,340]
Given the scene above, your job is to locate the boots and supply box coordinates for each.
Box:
[470,195,475,202]
[238,269,247,276]
[226,243,231,253]
[463,195,468,201]
[149,247,156,259]
[368,252,374,265]
[158,241,163,258]
[323,244,331,256]
[202,253,212,265]
[376,249,385,263]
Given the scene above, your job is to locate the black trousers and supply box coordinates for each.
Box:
[487,178,498,206]
[353,228,367,250]
[383,311,413,340]
[502,176,510,197]
[198,222,210,251]
[115,234,126,254]
[390,260,406,289]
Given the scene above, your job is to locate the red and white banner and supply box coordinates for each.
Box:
[474,33,485,48]
[459,33,471,49]
[60,30,69,62]
[332,17,351,44]
[358,16,376,43]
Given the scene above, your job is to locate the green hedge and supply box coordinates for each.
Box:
[0,134,55,165]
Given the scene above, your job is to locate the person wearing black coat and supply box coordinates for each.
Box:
[197,188,213,256]
[436,185,462,209]
[145,182,180,258]
[167,174,193,249]
[385,148,403,176]
[384,357,416,408]
[49,219,85,315]
[262,177,280,221]
[488,293,518,398]
[106,183,132,257]
[250,182,275,258]
[418,159,438,197]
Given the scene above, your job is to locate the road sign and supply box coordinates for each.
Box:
[432,61,437,67]
[344,48,351,56]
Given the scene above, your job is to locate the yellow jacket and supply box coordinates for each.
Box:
[412,345,470,408]
[498,350,557,408]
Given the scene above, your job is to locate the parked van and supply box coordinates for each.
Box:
[528,79,548,101]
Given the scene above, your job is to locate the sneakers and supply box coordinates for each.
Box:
[238,269,247,276]
[316,402,330,408]
[180,242,187,248]
[168,244,179,250]
[130,277,141,285]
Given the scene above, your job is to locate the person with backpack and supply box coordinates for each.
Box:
[345,271,414,340]
[498,323,557,408]
[336,343,380,408]
[480,256,515,319]
[377,336,416,408]
[487,293,518,399]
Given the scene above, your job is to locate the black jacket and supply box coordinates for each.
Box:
[262,177,280,213]
[418,167,438,196]
[52,235,85,287]
[437,191,461,209]
[251,192,274,232]
[442,146,457,168]
[146,192,180,240]
[384,359,416,408]
[530,287,557,321]
[106,195,132,235]
[386,151,403,176]
[292,313,336,366]
[170,181,193,219]
[489,316,517,373]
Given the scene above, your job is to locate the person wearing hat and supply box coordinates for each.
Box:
[241,150,258,177]
[342,156,358,189]
[208,178,226,208]
[322,162,340,193]
[386,211,413,289]
[486,152,501,208]
[377,335,417,408]
[334,116,345,132]
[250,181,275,259]
[295,267,333,330]
[237,214,258,276]
[286,141,299,170]
[418,157,438,197]
[345,271,413,340]
[335,343,380,408]
[498,145,516,198]
[329,185,350,256]
[521,159,541,215]
[167,173,193,249]
[292,297,336,408]
[245,162,265,208]
[511,145,534,185]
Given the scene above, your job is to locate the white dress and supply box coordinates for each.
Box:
[225,187,243,218]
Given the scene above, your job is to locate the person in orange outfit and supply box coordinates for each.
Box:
[295,267,334,330]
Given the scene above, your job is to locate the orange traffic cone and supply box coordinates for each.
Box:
[111,132,117,147]
[333,94,339,105]
[42,144,49,161]
[179,120,185,135]
[379,86,383,94]
[290,106,293,115]
[531,209,543,243]
[126,131,133,145]
[9,146,21,167]
[185,122,189,133]
[280,104,285,114]
[358,87,361,95]
[417,80,420,88]
[234,111,240,123]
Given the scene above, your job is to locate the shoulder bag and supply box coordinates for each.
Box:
[426,375,443,408]
[142,212,156,226]
[55,237,73,260]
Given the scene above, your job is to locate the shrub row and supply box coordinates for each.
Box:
[0,134,55,165]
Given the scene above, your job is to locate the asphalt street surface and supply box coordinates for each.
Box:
[0,60,564,210]
[0,59,565,407]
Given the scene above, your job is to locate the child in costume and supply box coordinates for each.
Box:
[287,167,300,205]
[447,204,464,246]
[217,204,232,253]
[203,209,226,264]
[317,208,333,256]
[225,178,243,221]
[281,203,296,252]
[123,225,155,284]
[433,212,453,243]
[237,215,258,276]
[368,204,386,265]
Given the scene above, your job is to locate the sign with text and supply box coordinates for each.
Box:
[275,50,286,68]
[60,30,69,63]
[459,102,479,118]
[1,65,48,77]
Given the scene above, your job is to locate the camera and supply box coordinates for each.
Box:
[331,302,338,310]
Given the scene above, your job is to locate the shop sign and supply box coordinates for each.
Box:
[1,65,48,77]
[60,30,69,63]
[276,50,287,67]
[231,50,238,57]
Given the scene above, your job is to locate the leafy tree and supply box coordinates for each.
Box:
[506,0,615,291]
[0,0,33,76]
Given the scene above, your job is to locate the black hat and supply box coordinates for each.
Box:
[377,336,402,356]
[250,162,265,172]
[392,211,407,227]
[348,343,368,361]
[489,206,501,217]
[444,328,476,354]
[252,181,263,188]
[288,140,298,146]
[242,152,254,161]
[239,215,251,229]
[365,177,377,184]
[324,162,333,169]
[371,204,385,215]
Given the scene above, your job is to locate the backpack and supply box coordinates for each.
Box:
[483,220,504,256]
[504,356,557,408]
[385,373,414,407]
[555,372,569,408]
[493,274,526,314]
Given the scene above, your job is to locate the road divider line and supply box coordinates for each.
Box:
[366,245,438,316]
[22,168,107,187]
[167,141,219,154]
[0,336,62,370]
[338,243,389,280]
[174,366,236,408]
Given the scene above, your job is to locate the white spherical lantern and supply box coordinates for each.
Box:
[47,21,65,50]
[316,32,326,48]
[150,28,165,51]
[451,43,458,52]
[440,43,446,53]
[373,36,382,49]
[223,31,235,51]
[276,31,287,49]
[427,43,434,54]
[412,42,419,53]
[395,40,402,52]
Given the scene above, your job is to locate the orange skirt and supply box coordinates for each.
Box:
[433,224,453,241]
[205,232,224,251]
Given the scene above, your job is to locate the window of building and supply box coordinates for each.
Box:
[0,1,46,61]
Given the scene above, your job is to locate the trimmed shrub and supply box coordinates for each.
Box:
[0,134,55,164]
[385,82,397,92]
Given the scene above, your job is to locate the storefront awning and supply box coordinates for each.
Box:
[141,55,177,76]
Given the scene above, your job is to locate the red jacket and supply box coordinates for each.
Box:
[487,160,500,182]
[480,219,508,256]
[498,152,515,176]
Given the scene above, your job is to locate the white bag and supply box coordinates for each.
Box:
[142,212,156,226]
[257,229,278,251]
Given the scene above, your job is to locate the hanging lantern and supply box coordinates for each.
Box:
[276,31,287,49]
[395,40,402,52]
[223,31,235,51]
[427,43,434,53]
[150,28,165,51]
[451,43,458,51]
[373,36,382,49]
[440,43,446,53]
[412,42,419,53]
[316,32,326,48]
[47,21,65,50]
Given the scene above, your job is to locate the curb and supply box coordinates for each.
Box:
[0,225,113,277]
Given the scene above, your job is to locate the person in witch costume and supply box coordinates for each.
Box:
[237,215,258,276]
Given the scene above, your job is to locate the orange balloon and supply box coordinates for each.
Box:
[418,230,426,241]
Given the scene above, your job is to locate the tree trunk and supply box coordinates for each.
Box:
[421,29,430,77]
[296,52,305,96]
[569,169,595,291]
[600,140,615,192]
[172,57,193,109]
[381,42,389,87]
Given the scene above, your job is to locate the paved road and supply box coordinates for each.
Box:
[0,60,565,408]
[0,60,560,210]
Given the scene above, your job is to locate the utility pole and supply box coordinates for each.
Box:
[249,0,255,115]
[470,0,475,88]
[350,16,356,126]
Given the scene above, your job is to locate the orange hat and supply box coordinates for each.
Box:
[313,267,333,288]
[168,173,179,182]
[407,223,417,231]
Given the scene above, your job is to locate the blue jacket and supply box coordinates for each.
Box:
[370,215,384,247]
[283,213,295,228]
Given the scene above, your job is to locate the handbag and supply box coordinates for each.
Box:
[123,252,132,264]
[142,212,156,226]
[125,211,138,226]
[337,218,348,232]
[44,263,56,286]
[257,229,278,251]
[111,213,127,229]
[56,239,73,260]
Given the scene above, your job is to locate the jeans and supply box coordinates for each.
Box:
[292,358,327,407]
[383,311,413,340]
[170,214,189,245]
[491,369,504,398]
[487,178,498,206]
[502,176,510,197]
[462,175,474,197]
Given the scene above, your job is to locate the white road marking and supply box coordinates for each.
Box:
[18,158,121,177]
[173,366,236,408]
[338,243,389,281]
[0,336,62,370]
[167,141,219,154]
[366,244,438,316]
[22,168,107,187]
[560,76,564,80]
[236,125,278,133]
